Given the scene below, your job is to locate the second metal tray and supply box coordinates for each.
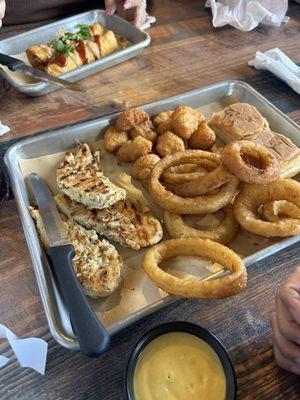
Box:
[0,10,150,96]
[5,80,300,350]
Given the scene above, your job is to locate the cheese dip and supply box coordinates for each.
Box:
[133,331,226,400]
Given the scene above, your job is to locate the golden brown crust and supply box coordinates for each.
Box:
[129,121,157,142]
[153,110,174,127]
[171,106,204,139]
[115,108,150,131]
[164,206,239,244]
[188,122,216,150]
[233,179,300,237]
[156,131,185,157]
[116,136,153,162]
[131,154,161,181]
[103,126,128,152]
[142,238,247,298]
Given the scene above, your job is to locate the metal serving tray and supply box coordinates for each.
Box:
[0,10,150,96]
[5,81,300,351]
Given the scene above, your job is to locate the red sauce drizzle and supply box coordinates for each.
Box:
[94,34,102,57]
[53,53,67,67]
[75,41,88,65]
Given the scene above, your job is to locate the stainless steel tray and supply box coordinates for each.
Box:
[5,80,300,350]
[0,10,150,96]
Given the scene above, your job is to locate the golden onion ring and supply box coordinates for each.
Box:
[233,179,300,237]
[166,165,234,197]
[164,206,239,244]
[162,159,218,185]
[149,150,239,214]
[221,140,280,185]
[142,238,247,298]
[262,200,300,222]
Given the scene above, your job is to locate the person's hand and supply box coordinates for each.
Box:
[0,0,6,28]
[105,0,147,27]
[271,267,300,375]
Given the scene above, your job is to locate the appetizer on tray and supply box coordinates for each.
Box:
[30,102,300,302]
[26,23,131,76]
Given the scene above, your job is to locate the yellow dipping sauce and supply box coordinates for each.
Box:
[133,332,226,400]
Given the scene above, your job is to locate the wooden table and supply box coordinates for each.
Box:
[1,1,300,399]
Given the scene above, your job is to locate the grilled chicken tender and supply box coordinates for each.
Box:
[55,194,163,250]
[30,207,122,298]
[57,143,126,210]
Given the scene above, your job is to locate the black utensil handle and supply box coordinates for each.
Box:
[0,53,24,71]
[48,244,110,357]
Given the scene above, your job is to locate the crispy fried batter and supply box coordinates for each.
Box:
[129,120,157,142]
[171,106,205,139]
[153,110,174,135]
[153,110,174,127]
[156,131,185,157]
[116,108,150,131]
[188,122,216,150]
[131,154,161,181]
[116,136,153,162]
[103,126,128,152]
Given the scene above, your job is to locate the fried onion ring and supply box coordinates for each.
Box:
[233,179,300,237]
[131,154,161,181]
[162,159,218,185]
[166,165,235,197]
[262,200,300,222]
[149,151,239,214]
[221,140,280,185]
[142,238,247,298]
[164,206,239,244]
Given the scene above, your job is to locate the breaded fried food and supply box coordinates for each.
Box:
[57,142,126,210]
[171,106,205,139]
[116,136,152,162]
[153,110,174,135]
[131,154,161,181]
[188,122,216,150]
[129,120,157,142]
[153,110,174,127]
[30,207,122,298]
[103,126,128,152]
[116,107,150,131]
[156,131,185,157]
[55,194,163,250]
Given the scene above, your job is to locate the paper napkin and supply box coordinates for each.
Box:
[205,0,288,32]
[0,324,48,375]
[249,48,300,95]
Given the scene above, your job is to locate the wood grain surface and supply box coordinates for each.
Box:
[0,1,300,399]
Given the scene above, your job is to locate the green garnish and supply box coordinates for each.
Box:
[52,38,74,56]
[51,24,91,56]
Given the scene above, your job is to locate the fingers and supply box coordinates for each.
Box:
[105,0,117,16]
[279,266,300,324]
[273,338,300,375]
[276,294,300,344]
[122,0,147,27]
[133,5,146,27]
[272,313,300,364]
[0,0,6,22]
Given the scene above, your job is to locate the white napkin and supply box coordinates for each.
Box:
[249,48,300,95]
[205,0,288,32]
[0,324,48,375]
[0,121,10,136]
